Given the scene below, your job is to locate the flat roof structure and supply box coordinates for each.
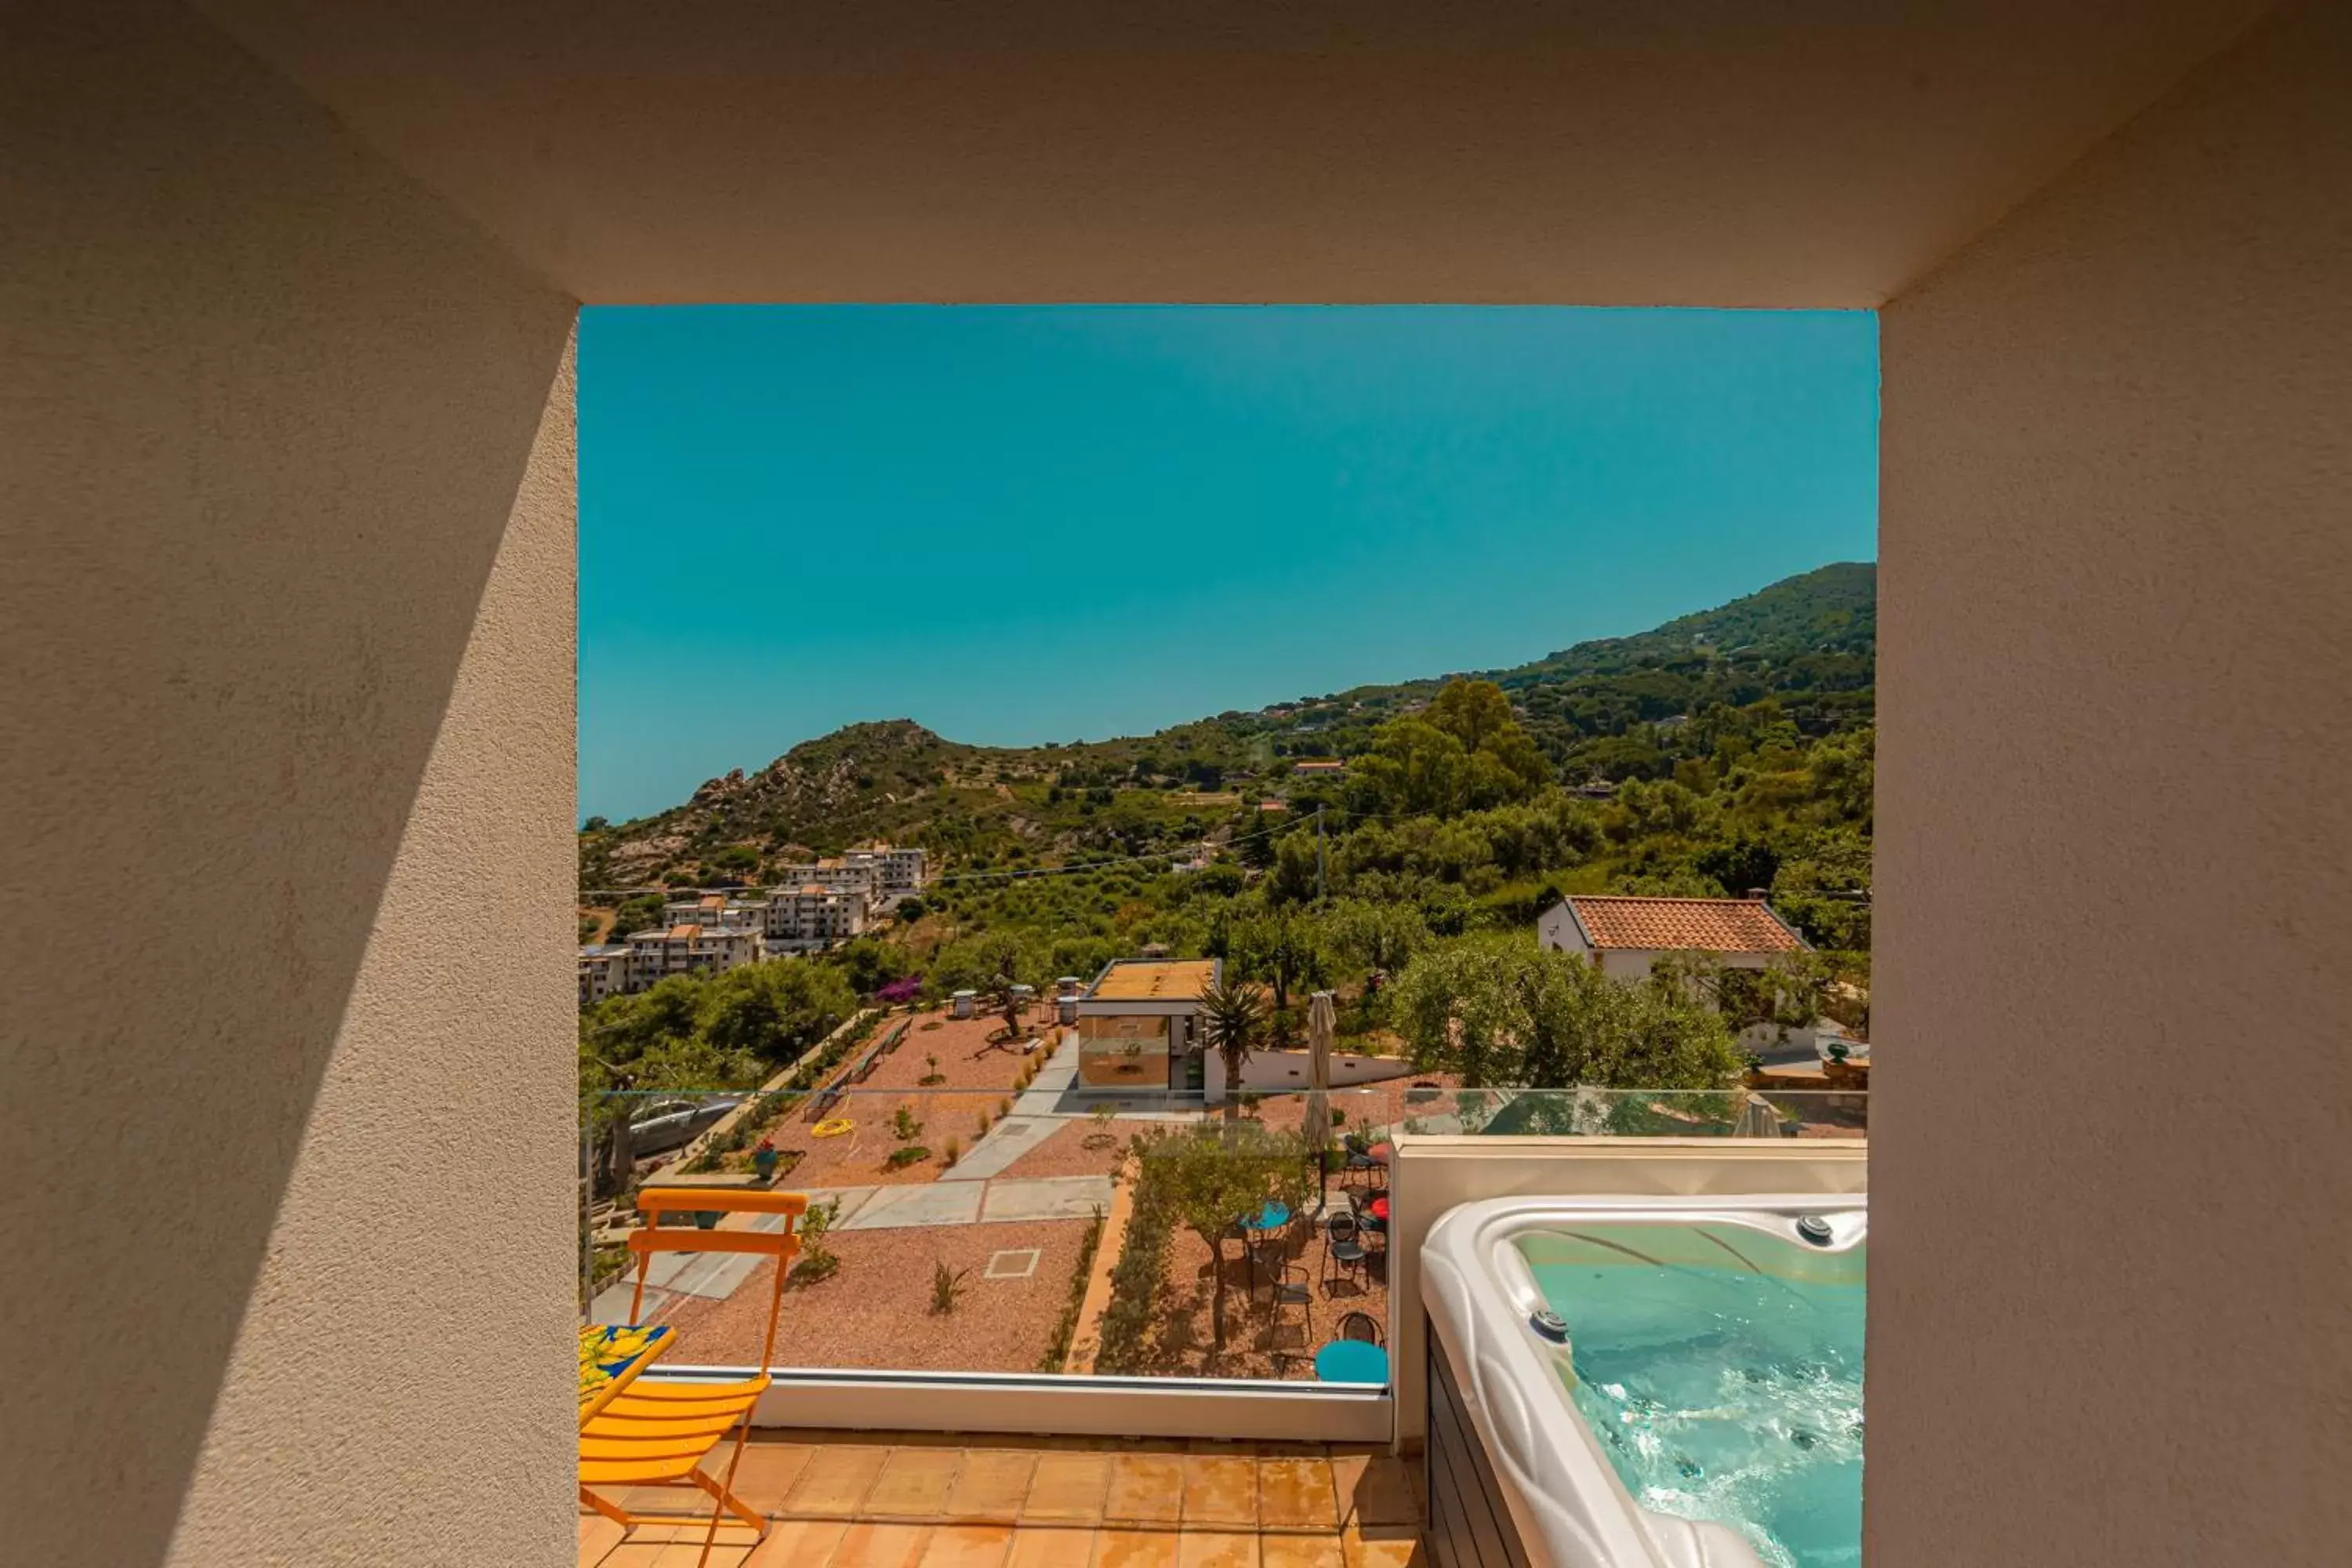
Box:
[1083,958,1218,1003]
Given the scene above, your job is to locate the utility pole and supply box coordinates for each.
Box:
[1316,804,1327,904]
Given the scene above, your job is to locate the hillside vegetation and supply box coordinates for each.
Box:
[579,564,1875,1098]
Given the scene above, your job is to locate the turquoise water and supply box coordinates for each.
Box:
[1526,1240,1864,1568]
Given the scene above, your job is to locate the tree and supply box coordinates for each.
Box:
[1323,898,1429,982]
[1348,680,1555,819]
[1268,832,1321,906]
[980,958,1020,1041]
[1144,1123,1312,1352]
[702,960,858,1066]
[1196,976,1269,1123]
[1227,909,1322,1024]
[1389,935,1740,1090]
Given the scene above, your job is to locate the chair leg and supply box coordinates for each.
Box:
[690,1446,771,1537]
[580,1484,631,1530]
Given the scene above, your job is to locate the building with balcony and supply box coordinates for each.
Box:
[16,7,2347,1568]
[772,856,883,913]
[662,891,764,933]
[621,923,762,989]
[576,944,627,1007]
[848,843,927,902]
[760,883,869,953]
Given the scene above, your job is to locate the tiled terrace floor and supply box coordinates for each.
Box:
[580,1431,1426,1566]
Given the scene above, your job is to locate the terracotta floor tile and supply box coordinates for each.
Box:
[1177,1531,1261,1568]
[1258,1535,1346,1568]
[829,1521,933,1568]
[1326,1455,1367,1527]
[744,1517,848,1565]
[1254,1460,1338,1532]
[1103,1454,1187,1526]
[782,1444,892,1518]
[862,1447,964,1519]
[1022,1452,1112,1523]
[1347,1459,1418,1528]
[579,1514,628,1566]
[1181,1457,1259,1529]
[1005,1526,1100,1568]
[1094,1527,1185,1568]
[924,1523,1018,1568]
[724,1442,815,1513]
[1340,1526,1425,1568]
[948,1449,1040,1524]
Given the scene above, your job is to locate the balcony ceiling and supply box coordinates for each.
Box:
[196,0,2268,306]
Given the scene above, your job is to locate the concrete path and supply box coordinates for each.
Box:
[978,1173,1114,1222]
[803,1173,1115,1231]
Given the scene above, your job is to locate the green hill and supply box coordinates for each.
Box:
[580,561,1875,892]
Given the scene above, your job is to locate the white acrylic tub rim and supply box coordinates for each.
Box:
[1419,1193,1868,1568]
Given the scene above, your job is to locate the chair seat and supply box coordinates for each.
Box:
[581,1374,768,1483]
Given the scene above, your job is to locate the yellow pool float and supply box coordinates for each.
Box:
[811,1117,856,1139]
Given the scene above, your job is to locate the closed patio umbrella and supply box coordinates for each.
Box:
[1305,990,1336,1151]
[1736,1093,1785,1138]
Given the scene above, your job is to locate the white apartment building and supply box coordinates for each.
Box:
[620,922,762,991]
[577,945,628,1007]
[761,884,869,953]
[772,856,881,911]
[662,891,763,932]
[848,844,927,901]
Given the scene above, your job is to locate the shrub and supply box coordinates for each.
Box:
[891,1104,924,1143]
[885,1145,931,1170]
[920,1053,946,1087]
[1094,1158,1178,1374]
[790,1199,841,1288]
[942,1135,962,1167]
[1037,1205,1106,1372]
[929,1261,971,1314]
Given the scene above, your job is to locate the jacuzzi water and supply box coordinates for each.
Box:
[1524,1241,1865,1568]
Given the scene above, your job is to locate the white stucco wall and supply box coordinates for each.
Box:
[1874,3,2351,1563]
[1,5,579,1566]
[1206,1047,1421,1104]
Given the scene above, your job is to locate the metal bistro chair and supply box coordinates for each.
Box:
[1336,1309,1385,1347]
[579,1187,808,1567]
[1323,1210,1369,1290]
[1265,1261,1316,1377]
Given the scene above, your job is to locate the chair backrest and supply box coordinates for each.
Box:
[1338,1311,1382,1345]
[1327,1210,1358,1243]
[628,1188,809,1368]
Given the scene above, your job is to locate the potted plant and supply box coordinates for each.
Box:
[751,1137,781,1181]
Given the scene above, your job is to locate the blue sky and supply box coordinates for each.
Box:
[580,306,1877,823]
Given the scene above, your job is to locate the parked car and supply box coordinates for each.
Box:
[626,1095,741,1156]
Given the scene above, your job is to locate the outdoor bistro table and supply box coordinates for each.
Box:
[1314,1339,1391,1385]
[1364,1194,1390,1230]
[1250,1200,1293,1234]
[579,1323,676,1425]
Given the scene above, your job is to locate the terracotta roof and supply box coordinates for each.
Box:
[1087,959,1219,1002]
[1294,759,1346,771]
[666,924,701,940]
[1563,896,1806,954]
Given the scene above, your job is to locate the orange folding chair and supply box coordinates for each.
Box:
[579,1187,807,1566]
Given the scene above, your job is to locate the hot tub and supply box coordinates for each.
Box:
[1421,1195,1866,1568]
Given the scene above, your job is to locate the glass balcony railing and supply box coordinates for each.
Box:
[580,1013,1864,1390]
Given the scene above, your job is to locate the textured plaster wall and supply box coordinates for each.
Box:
[0,5,579,1566]
[1875,2,2350,1563]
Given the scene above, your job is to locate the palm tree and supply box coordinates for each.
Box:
[1198,977,1269,1122]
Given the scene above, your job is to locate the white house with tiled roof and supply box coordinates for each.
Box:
[1538,894,1809,981]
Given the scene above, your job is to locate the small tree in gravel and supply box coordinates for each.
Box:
[1148,1122,1312,1355]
